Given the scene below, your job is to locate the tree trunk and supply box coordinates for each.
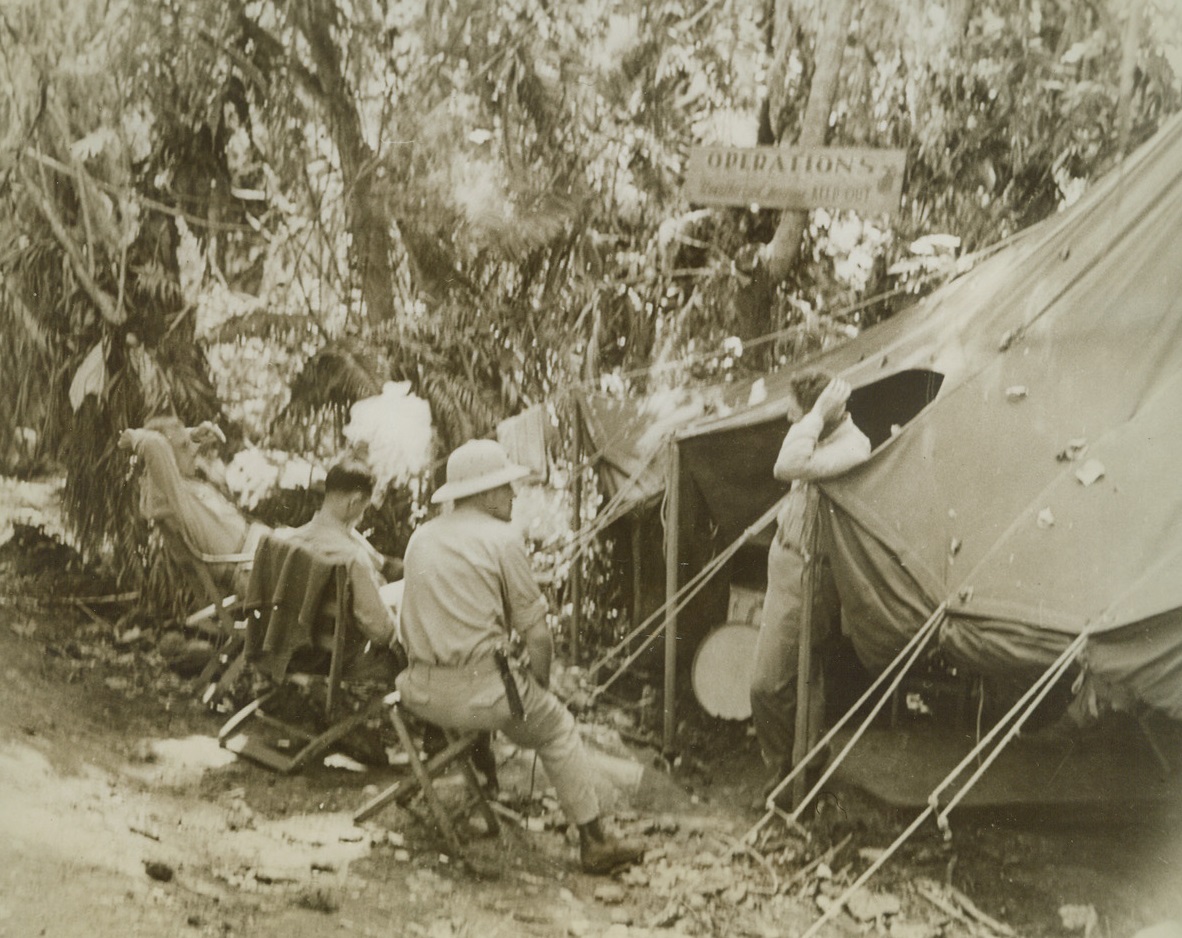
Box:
[296,1,397,328]
[1116,0,1145,159]
[19,163,126,327]
[762,0,855,282]
[733,0,855,345]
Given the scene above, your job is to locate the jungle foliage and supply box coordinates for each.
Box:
[1,0,1179,596]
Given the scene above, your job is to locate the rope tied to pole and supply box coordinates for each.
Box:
[796,628,1090,938]
[586,494,788,701]
[741,602,948,847]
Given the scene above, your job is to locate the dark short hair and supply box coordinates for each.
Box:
[790,369,833,413]
[324,460,376,496]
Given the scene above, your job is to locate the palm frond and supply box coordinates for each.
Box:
[207,309,322,345]
[0,282,56,455]
[285,339,386,415]
[58,363,149,583]
[132,259,184,306]
[479,187,582,265]
[419,369,502,453]
[149,334,222,424]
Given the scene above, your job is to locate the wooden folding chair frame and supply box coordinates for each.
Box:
[218,562,389,775]
[353,693,501,858]
[155,523,252,702]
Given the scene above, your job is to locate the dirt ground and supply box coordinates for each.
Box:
[2,591,1181,938]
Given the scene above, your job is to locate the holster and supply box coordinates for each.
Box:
[494,648,525,720]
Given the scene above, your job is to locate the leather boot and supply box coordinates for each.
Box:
[578,819,645,875]
[749,758,791,811]
[470,733,499,797]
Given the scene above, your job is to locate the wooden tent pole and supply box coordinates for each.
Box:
[791,487,820,807]
[790,578,816,805]
[663,439,681,754]
[631,517,643,633]
[571,410,584,663]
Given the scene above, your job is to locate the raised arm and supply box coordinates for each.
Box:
[773,410,871,482]
[120,428,189,512]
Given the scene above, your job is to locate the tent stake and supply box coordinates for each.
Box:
[741,604,946,845]
[799,630,1087,938]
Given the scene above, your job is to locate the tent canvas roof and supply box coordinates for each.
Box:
[577,207,1052,533]
[581,110,1182,720]
[819,111,1182,717]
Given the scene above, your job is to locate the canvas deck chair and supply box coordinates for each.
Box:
[353,697,501,859]
[155,520,254,702]
[217,533,395,774]
[121,422,261,700]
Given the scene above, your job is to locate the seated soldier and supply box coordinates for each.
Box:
[267,460,494,781]
[119,416,267,590]
[271,460,404,682]
[397,439,645,875]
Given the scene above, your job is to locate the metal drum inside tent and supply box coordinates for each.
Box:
[691,622,760,721]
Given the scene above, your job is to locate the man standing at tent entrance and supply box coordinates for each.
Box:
[750,372,871,804]
[396,439,646,875]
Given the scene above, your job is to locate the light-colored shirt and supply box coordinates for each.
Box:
[773,412,871,483]
[279,513,398,647]
[129,429,248,557]
[772,412,871,549]
[400,504,548,668]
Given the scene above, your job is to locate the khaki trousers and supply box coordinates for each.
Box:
[396,658,600,825]
[750,538,836,769]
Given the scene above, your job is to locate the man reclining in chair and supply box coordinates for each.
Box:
[119,416,267,592]
[397,439,646,875]
[121,418,403,591]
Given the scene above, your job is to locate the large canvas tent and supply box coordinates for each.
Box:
[585,110,1182,735]
[816,111,1182,720]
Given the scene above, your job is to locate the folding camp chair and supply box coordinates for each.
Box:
[216,535,391,774]
[155,521,253,703]
[353,696,501,858]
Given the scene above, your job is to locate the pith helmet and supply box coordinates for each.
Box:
[430,439,530,504]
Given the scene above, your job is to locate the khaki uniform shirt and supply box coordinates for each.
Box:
[400,504,548,667]
[772,412,871,550]
[280,513,398,647]
[130,429,248,557]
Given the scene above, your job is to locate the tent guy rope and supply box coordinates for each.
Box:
[796,629,1089,938]
[740,602,947,846]
[587,495,788,698]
